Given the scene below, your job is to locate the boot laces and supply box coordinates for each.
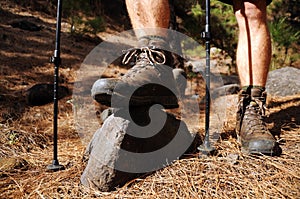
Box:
[122,46,166,65]
[242,97,268,134]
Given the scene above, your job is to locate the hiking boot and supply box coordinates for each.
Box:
[92,36,186,109]
[236,87,277,155]
[92,68,187,108]
[91,78,119,107]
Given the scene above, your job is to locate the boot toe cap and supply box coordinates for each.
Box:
[243,139,277,155]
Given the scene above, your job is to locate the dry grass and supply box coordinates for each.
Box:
[1,93,299,199]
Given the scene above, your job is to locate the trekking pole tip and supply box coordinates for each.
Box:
[197,137,216,156]
[47,160,65,172]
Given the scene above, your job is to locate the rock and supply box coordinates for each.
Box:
[220,74,239,85]
[189,60,240,90]
[9,20,42,31]
[212,94,239,130]
[26,83,70,106]
[199,84,240,107]
[211,84,240,99]
[226,153,239,165]
[266,67,300,97]
[99,108,115,123]
[81,106,198,191]
[190,59,218,73]
[172,68,187,97]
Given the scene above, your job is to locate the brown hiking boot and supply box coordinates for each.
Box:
[93,36,186,109]
[91,78,119,107]
[236,87,277,155]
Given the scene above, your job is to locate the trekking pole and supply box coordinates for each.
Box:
[198,0,215,154]
[47,0,65,171]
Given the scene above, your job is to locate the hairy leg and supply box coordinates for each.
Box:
[233,0,271,87]
[125,0,170,38]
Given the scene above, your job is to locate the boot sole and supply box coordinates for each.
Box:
[94,93,179,109]
[92,78,179,109]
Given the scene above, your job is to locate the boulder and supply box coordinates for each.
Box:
[9,20,42,31]
[26,83,69,106]
[81,106,198,191]
[266,67,300,97]
[211,84,240,99]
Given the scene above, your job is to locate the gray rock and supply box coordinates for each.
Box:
[220,74,239,85]
[226,153,239,165]
[10,20,42,31]
[189,60,240,89]
[99,108,115,122]
[190,59,218,73]
[172,68,187,97]
[211,84,240,99]
[26,83,69,106]
[81,106,199,191]
[81,115,131,191]
[211,94,238,130]
[266,67,300,97]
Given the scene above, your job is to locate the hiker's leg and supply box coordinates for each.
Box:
[233,0,271,87]
[92,0,187,109]
[233,0,278,155]
[125,0,170,38]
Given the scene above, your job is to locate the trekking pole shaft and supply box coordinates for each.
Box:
[47,0,64,171]
[54,0,62,61]
[204,39,210,148]
[204,0,211,148]
[53,0,62,163]
[198,0,214,154]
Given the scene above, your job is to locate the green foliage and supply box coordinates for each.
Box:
[69,16,83,34]
[267,0,300,69]
[8,131,19,145]
[269,17,300,69]
[181,1,204,41]
[84,17,106,34]
[210,0,237,61]
[62,0,106,34]
[181,0,237,65]
[181,0,299,70]
[191,3,204,17]
[183,42,206,58]
[269,17,300,50]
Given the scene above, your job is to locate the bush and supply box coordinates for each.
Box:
[84,17,106,35]
[62,0,106,34]
[269,17,300,69]
[179,0,299,70]
[268,0,300,69]
[180,0,237,67]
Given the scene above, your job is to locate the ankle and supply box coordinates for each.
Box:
[138,35,169,49]
[241,85,265,93]
[241,85,266,99]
